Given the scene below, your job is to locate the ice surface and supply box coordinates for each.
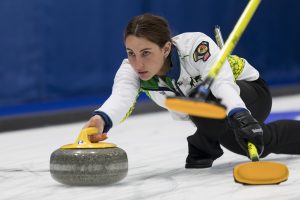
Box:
[1,94,300,200]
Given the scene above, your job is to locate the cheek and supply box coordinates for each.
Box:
[155,55,165,67]
[150,54,164,65]
[127,58,136,67]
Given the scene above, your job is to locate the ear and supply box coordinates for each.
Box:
[163,41,172,57]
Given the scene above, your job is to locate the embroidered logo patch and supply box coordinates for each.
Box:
[193,41,211,62]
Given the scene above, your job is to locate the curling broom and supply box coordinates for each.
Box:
[165,0,261,119]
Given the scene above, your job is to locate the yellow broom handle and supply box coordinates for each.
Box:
[208,0,261,79]
[248,142,259,161]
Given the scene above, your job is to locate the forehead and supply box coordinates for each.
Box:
[125,35,159,51]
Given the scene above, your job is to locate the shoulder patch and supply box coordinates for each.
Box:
[193,41,211,62]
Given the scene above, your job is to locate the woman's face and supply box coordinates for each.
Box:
[125,35,171,80]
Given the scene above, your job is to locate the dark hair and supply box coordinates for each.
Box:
[124,13,172,48]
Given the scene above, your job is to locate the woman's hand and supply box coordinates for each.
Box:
[229,110,264,157]
[83,115,108,142]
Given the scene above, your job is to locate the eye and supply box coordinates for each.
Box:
[142,51,151,57]
[127,51,135,57]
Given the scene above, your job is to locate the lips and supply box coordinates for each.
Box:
[137,71,149,80]
[138,71,148,75]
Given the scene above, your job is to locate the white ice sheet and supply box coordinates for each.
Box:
[1,94,300,200]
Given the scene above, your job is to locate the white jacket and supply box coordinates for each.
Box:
[96,32,260,126]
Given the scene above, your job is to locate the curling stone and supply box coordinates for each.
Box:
[50,127,128,186]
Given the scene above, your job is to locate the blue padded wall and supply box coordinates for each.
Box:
[0,0,299,114]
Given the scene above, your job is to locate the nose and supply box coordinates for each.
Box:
[132,56,144,70]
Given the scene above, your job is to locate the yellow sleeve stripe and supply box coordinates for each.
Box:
[227,55,245,80]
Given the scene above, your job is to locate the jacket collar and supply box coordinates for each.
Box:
[166,44,181,81]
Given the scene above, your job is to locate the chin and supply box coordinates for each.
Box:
[139,76,152,81]
[139,73,153,81]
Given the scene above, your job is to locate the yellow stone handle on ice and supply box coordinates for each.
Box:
[60,127,116,149]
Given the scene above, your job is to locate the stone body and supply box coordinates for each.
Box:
[50,147,128,186]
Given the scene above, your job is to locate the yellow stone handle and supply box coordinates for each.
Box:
[82,127,99,136]
[60,127,116,149]
[75,127,99,145]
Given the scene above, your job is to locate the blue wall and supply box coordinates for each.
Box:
[0,0,300,115]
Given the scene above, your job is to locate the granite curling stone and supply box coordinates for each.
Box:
[50,127,128,186]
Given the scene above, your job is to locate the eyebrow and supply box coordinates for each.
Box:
[126,48,152,52]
